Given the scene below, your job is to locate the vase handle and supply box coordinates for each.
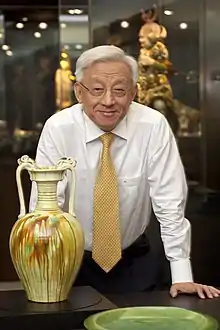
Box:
[57,157,77,217]
[16,155,36,219]
[68,162,77,217]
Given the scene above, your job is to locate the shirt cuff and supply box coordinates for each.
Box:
[170,259,193,283]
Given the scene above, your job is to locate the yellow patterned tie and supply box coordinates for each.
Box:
[92,132,122,272]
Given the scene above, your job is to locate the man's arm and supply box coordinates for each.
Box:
[29,118,67,212]
[148,114,220,298]
[147,115,193,284]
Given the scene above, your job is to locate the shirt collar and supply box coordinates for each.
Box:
[83,110,128,143]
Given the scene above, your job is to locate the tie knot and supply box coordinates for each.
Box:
[100,133,114,148]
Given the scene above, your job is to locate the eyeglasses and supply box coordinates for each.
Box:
[78,82,128,98]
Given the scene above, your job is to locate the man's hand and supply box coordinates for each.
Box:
[170,282,220,299]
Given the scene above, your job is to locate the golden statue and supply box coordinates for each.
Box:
[55,50,75,111]
[137,6,178,134]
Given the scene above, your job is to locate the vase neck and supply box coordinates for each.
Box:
[35,181,60,212]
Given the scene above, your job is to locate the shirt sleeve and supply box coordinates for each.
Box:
[29,118,67,212]
[147,114,193,284]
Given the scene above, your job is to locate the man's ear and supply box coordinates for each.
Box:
[132,84,137,100]
[129,84,137,102]
[74,82,83,103]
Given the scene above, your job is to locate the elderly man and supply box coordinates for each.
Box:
[30,45,219,298]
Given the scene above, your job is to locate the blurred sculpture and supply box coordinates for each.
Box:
[10,62,33,132]
[34,54,56,126]
[137,5,179,134]
[55,50,75,111]
[173,99,201,136]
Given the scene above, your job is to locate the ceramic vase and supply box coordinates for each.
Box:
[9,155,85,303]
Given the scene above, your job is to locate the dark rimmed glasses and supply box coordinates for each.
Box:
[78,82,128,98]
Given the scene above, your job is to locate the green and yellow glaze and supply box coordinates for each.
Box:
[9,156,85,303]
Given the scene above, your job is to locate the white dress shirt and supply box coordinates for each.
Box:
[29,101,193,284]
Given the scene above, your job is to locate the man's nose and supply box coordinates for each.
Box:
[101,90,115,106]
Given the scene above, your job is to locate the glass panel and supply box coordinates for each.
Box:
[0,4,60,282]
[0,6,59,157]
[161,0,201,138]
[58,1,89,109]
[91,0,158,56]
[136,4,180,134]
[0,12,6,126]
[158,0,201,185]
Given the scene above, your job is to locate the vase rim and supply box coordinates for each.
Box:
[28,167,66,172]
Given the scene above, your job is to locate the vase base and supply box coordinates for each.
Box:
[27,298,68,303]
[27,295,68,303]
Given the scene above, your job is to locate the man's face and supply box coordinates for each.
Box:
[74,61,137,131]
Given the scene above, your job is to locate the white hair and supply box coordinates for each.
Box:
[75,45,138,85]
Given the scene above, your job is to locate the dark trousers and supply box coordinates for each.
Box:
[74,234,170,294]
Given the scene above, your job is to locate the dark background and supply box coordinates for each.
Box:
[0,0,219,290]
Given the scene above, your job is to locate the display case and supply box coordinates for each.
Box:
[0,0,90,281]
[0,0,220,281]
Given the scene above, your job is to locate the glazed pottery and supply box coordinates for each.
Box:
[9,155,85,303]
[84,306,218,330]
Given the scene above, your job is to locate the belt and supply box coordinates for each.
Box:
[85,233,150,259]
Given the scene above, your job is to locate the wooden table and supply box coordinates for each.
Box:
[0,286,116,330]
[0,288,220,329]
